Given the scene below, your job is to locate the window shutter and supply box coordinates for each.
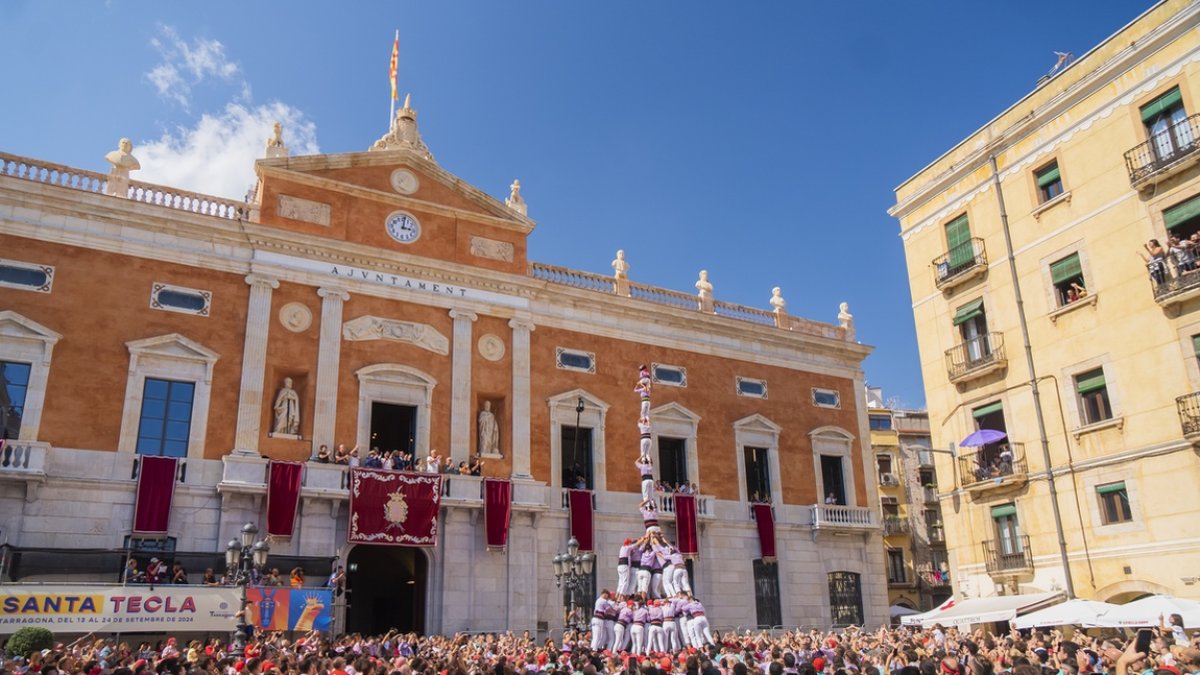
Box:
[1192,334,1200,357]
[1075,369,1107,394]
[1164,194,1200,230]
[1140,87,1184,123]
[1050,254,1083,284]
[1096,482,1126,495]
[952,299,985,326]
[1036,165,1061,188]
[972,401,1004,418]
[990,504,1017,518]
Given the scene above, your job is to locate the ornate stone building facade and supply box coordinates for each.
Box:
[0,97,886,634]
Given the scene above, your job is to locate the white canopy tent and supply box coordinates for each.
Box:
[902,592,1064,628]
[1011,598,1117,629]
[891,605,921,619]
[1092,595,1200,628]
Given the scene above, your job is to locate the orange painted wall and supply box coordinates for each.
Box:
[1,233,247,459]
[471,314,514,477]
[258,280,321,462]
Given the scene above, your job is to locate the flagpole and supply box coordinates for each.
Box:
[389,30,399,130]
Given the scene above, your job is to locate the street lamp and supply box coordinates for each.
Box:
[224,522,270,659]
[573,397,585,487]
[552,535,594,634]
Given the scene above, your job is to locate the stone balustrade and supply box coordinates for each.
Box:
[0,151,248,220]
[0,440,48,479]
[809,504,877,531]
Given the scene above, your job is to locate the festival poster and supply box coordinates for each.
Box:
[245,587,331,632]
[0,585,239,634]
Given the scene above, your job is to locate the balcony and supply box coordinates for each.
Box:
[928,525,946,544]
[1152,268,1200,309]
[983,536,1034,577]
[810,504,875,532]
[1124,114,1200,189]
[883,515,910,536]
[888,571,915,588]
[920,569,951,588]
[957,443,1028,492]
[878,472,900,488]
[1176,391,1200,443]
[922,486,939,503]
[932,238,987,292]
[945,333,1007,384]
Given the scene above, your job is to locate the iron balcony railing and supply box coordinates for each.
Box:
[920,569,951,587]
[883,515,909,536]
[928,525,945,543]
[945,332,1006,381]
[1151,269,1200,304]
[1176,390,1200,437]
[1124,113,1200,185]
[932,238,987,288]
[957,443,1027,489]
[983,535,1033,575]
[922,486,939,503]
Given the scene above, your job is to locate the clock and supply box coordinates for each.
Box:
[385,211,421,244]
[390,168,419,195]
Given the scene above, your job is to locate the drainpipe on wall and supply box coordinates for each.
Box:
[988,155,1076,599]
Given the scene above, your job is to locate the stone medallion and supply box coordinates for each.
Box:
[478,333,506,361]
[279,302,313,333]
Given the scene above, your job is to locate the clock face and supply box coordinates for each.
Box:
[390,168,419,195]
[385,212,421,244]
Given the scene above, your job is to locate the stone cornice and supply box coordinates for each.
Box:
[257,150,535,234]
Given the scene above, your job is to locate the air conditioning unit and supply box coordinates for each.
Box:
[879,472,899,487]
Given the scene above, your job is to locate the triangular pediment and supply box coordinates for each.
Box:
[650,401,701,424]
[733,413,781,435]
[0,311,61,344]
[548,388,610,413]
[127,333,219,364]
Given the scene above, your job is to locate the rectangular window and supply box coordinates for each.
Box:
[555,348,595,374]
[991,503,1022,554]
[827,571,863,627]
[876,454,893,475]
[135,378,195,457]
[1035,161,1064,203]
[887,549,906,583]
[812,388,841,408]
[1075,367,1112,425]
[0,361,33,440]
[752,559,782,628]
[1050,253,1087,307]
[1164,194,1200,241]
[868,414,892,431]
[1097,482,1133,524]
[743,446,771,502]
[952,298,991,363]
[1141,87,1193,163]
[944,214,974,271]
[651,363,687,387]
[657,436,688,490]
[561,426,594,489]
[736,377,767,399]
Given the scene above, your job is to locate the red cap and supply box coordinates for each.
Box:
[813,658,826,671]
[624,538,633,545]
[660,657,673,671]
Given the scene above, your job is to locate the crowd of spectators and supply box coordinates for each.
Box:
[3,615,1195,675]
[312,445,484,477]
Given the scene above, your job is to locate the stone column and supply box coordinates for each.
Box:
[509,317,535,478]
[233,274,279,454]
[449,309,478,465]
[312,287,350,454]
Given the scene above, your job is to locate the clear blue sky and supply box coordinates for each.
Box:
[0,1,1151,408]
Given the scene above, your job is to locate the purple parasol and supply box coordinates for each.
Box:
[960,429,1007,447]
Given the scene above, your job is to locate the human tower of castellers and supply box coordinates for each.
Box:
[587,366,715,656]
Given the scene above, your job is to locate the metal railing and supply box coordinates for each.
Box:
[887,571,912,586]
[1152,268,1200,303]
[945,332,1006,381]
[883,515,909,536]
[920,569,951,587]
[957,443,1026,488]
[928,526,945,543]
[1124,113,1200,185]
[922,486,939,503]
[932,238,987,288]
[1176,390,1200,437]
[983,535,1033,574]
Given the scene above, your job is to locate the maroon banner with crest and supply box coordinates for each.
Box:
[568,489,594,552]
[484,478,512,551]
[752,503,777,563]
[266,460,304,538]
[133,456,178,537]
[348,468,442,547]
[673,494,699,558]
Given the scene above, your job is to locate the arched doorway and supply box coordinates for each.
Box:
[345,545,427,635]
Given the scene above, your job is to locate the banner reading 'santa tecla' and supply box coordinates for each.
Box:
[0,585,241,634]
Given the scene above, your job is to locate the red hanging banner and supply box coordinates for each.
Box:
[266,461,304,538]
[673,494,699,558]
[568,489,594,552]
[133,456,178,537]
[347,468,442,547]
[752,503,777,563]
[484,478,512,551]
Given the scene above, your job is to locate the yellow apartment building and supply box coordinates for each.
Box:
[867,388,952,612]
[888,0,1200,603]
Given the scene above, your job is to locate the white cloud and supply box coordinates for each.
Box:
[135,102,320,200]
[146,26,244,109]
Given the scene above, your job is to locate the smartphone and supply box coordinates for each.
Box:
[1135,629,1153,655]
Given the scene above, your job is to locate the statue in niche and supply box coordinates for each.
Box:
[478,400,500,456]
[272,377,301,436]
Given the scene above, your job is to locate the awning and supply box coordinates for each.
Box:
[1092,595,1200,628]
[902,592,1063,628]
[952,299,985,326]
[1011,598,1117,629]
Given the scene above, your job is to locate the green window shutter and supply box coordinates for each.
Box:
[952,299,985,326]
[972,401,1004,419]
[1036,165,1061,188]
[1050,254,1082,284]
[1164,195,1200,230]
[990,504,1017,519]
[1192,334,1200,357]
[1096,482,1126,495]
[1140,87,1184,123]
[945,215,973,268]
[1075,369,1107,394]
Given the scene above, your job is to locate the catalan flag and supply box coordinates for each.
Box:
[389,32,399,101]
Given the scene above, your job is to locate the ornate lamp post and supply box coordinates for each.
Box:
[552,535,594,634]
[224,523,270,659]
